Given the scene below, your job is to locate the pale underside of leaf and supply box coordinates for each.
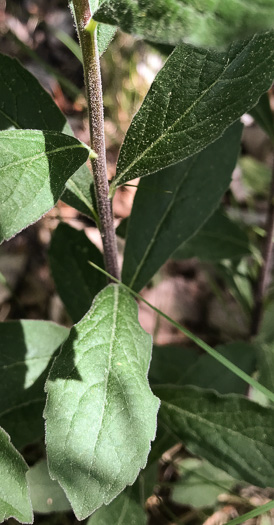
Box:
[44,284,159,520]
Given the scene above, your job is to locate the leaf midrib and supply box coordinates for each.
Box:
[80,286,119,514]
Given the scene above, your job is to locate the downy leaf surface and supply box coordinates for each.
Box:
[0,427,33,523]
[122,123,242,291]
[111,32,274,191]
[94,0,274,48]
[0,53,96,220]
[156,386,274,488]
[49,223,106,323]
[0,320,69,449]
[0,129,89,243]
[45,284,159,520]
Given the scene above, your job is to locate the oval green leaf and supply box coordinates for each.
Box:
[44,284,159,520]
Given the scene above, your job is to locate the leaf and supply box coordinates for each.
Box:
[155,385,274,488]
[240,156,272,198]
[86,487,146,525]
[122,123,242,291]
[256,342,274,394]
[182,342,256,395]
[256,301,274,345]
[94,0,274,48]
[149,346,197,386]
[0,426,33,523]
[0,320,69,449]
[88,0,116,55]
[97,21,116,56]
[249,92,274,142]
[61,163,97,221]
[0,129,89,243]
[0,53,96,220]
[110,32,274,191]
[27,460,71,514]
[172,209,251,262]
[86,461,156,524]
[44,284,160,520]
[49,223,106,323]
[172,458,236,508]
[150,342,256,395]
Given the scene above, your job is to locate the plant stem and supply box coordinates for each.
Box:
[71,0,120,280]
[251,154,274,336]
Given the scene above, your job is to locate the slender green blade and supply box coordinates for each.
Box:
[0,427,33,523]
[122,123,242,291]
[111,32,274,190]
[27,460,71,514]
[44,284,159,520]
[0,129,89,242]
[156,386,274,488]
[227,502,274,525]
[49,223,106,323]
[94,0,274,48]
[0,53,96,219]
[173,209,251,262]
[0,320,69,449]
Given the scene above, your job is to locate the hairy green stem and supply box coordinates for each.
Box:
[71,0,120,280]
